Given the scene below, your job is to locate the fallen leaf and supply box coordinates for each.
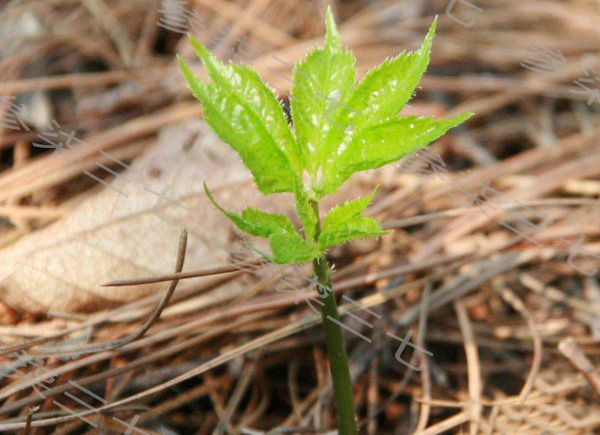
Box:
[0,120,370,313]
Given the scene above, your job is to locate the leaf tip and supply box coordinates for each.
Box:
[457,111,475,123]
[188,34,206,56]
[324,6,342,50]
[422,17,437,52]
[188,34,221,75]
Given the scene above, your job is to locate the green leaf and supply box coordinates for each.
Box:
[320,112,473,194]
[181,14,475,265]
[290,7,356,178]
[296,190,318,241]
[270,232,322,264]
[179,40,301,195]
[321,189,377,232]
[318,18,438,174]
[343,17,437,130]
[318,189,386,250]
[318,217,386,250]
[204,184,296,238]
[205,184,320,264]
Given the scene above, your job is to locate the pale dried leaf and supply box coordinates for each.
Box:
[0,120,368,313]
[1,121,259,313]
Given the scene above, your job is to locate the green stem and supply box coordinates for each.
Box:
[310,200,358,434]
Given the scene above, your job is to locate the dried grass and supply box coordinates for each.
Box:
[1,0,600,433]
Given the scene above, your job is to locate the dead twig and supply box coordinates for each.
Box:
[558,337,600,397]
[25,227,188,358]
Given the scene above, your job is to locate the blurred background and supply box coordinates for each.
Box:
[1,0,600,433]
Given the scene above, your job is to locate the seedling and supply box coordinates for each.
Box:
[179,8,471,434]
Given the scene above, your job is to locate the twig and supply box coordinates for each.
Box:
[493,282,543,404]
[558,337,600,397]
[81,0,135,66]
[26,227,188,357]
[102,258,259,287]
[21,406,39,435]
[381,198,600,229]
[415,282,433,433]
[215,352,262,434]
[453,300,482,435]
[412,412,470,435]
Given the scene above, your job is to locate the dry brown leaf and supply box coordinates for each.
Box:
[0,120,370,314]
[0,121,268,313]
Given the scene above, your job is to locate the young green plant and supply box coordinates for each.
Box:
[179,9,472,434]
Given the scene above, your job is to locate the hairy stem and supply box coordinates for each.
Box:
[310,200,358,434]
